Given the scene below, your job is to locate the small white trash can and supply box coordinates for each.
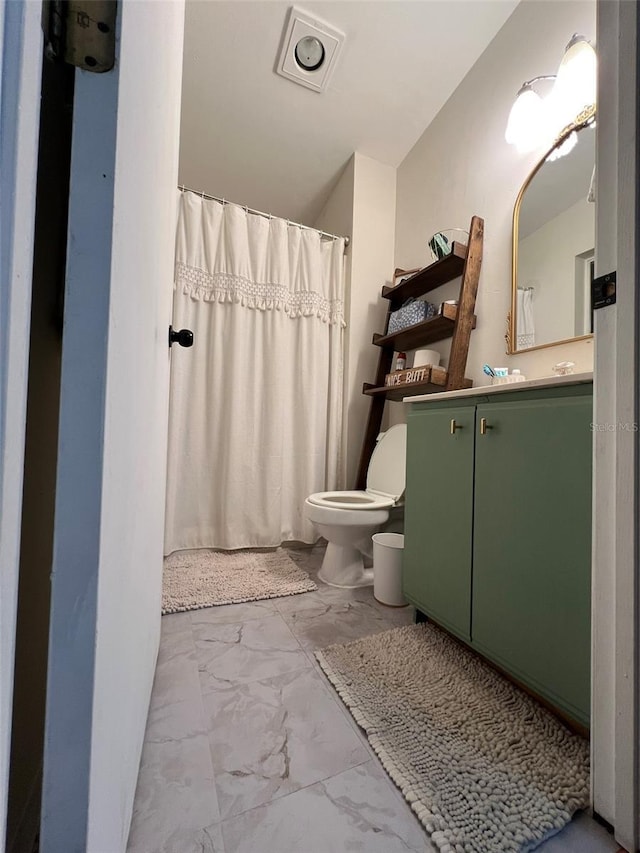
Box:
[372,532,407,607]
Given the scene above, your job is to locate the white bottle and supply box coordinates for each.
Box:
[511,369,526,383]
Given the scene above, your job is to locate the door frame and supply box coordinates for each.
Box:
[0,3,43,849]
[593,1,639,848]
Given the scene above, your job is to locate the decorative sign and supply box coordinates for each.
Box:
[385,366,430,387]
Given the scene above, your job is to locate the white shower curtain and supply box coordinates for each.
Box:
[164,192,346,552]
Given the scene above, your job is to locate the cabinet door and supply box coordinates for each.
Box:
[404,406,476,640]
[472,396,592,724]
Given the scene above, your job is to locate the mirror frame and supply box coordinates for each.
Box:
[506,104,597,354]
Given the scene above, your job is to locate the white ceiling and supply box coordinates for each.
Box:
[179,1,519,225]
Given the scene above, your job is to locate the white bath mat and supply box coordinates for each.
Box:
[162,548,317,613]
[316,622,590,853]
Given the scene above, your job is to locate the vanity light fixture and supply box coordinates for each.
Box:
[552,34,597,127]
[505,78,555,153]
[505,34,596,156]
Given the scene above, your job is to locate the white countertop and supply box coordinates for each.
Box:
[404,371,594,404]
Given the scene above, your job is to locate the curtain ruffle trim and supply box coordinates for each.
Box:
[176,262,345,326]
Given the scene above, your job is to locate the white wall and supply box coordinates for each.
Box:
[314,158,355,487]
[316,153,397,487]
[518,198,595,345]
[40,3,185,851]
[395,0,596,384]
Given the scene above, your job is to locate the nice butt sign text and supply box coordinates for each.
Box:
[384,366,430,387]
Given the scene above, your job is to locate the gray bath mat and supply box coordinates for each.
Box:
[316,622,589,853]
[162,548,317,613]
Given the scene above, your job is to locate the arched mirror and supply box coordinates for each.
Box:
[507,108,596,353]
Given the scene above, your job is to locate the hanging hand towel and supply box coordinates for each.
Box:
[517,288,535,348]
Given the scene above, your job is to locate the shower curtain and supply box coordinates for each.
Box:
[164,192,346,552]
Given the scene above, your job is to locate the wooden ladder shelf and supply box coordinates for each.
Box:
[355,214,484,489]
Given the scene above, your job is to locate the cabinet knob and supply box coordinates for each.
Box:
[480,417,494,435]
[450,419,464,434]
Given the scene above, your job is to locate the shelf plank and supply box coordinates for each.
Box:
[363,374,473,402]
[373,306,477,351]
[356,216,482,490]
[382,243,467,303]
[446,217,483,391]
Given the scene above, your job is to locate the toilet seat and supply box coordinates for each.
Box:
[304,497,390,528]
[366,423,406,501]
[307,490,394,511]
[307,424,408,513]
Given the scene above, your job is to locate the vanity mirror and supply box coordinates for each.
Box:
[507,108,596,353]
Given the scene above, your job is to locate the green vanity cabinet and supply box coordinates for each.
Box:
[403,383,593,726]
[404,406,476,641]
[472,394,592,724]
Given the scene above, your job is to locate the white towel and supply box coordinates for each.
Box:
[587,165,596,203]
[517,288,535,348]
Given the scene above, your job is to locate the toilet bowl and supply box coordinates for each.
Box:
[304,424,407,588]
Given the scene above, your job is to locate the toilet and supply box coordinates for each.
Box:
[304,424,407,588]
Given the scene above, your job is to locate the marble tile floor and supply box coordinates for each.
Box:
[127,544,620,853]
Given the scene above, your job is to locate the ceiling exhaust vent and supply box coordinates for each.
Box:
[276,7,345,93]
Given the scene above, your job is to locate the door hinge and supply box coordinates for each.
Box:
[43,1,117,73]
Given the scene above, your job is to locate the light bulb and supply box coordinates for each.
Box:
[505,85,551,153]
[550,35,597,128]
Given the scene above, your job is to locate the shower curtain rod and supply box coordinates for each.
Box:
[178,185,350,249]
